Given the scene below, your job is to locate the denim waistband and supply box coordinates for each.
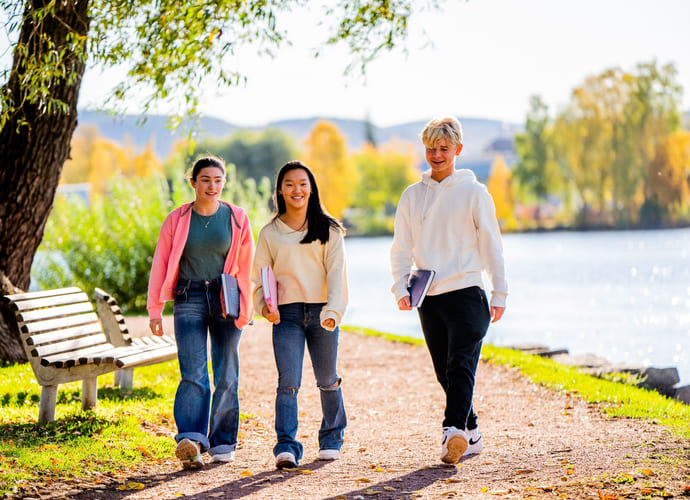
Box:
[176,277,221,290]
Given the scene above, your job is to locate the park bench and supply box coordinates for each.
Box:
[2,286,177,423]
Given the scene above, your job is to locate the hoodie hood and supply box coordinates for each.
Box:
[421,168,477,187]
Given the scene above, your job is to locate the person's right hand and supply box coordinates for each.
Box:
[149,319,164,336]
[263,305,281,324]
[397,296,412,311]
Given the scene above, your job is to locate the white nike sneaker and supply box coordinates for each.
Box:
[440,426,468,464]
[464,427,483,456]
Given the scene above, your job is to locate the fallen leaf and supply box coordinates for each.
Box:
[516,469,535,474]
[298,469,314,475]
[239,470,253,477]
[383,486,397,491]
[445,478,462,483]
[121,482,145,490]
[364,489,383,496]
[356,478,372,483]
[374,467,384,472]
[640,468,655,476]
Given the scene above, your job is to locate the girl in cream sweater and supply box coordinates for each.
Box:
[252,160,348,469]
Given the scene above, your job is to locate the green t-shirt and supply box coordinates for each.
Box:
[178,204,233,281]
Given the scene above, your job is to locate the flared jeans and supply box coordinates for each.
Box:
[173,278,242,457]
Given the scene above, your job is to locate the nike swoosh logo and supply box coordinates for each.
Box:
[469,437,481,445]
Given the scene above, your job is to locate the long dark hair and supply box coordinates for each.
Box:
[273,160,343,245]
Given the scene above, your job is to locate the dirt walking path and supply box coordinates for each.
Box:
[61,319,688,499]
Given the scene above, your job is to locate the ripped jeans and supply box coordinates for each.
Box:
[272,303,347,462]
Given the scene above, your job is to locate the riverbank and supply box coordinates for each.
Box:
[19,318,686,499]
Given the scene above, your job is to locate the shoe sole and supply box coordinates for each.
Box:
[441,435,468,464]
[276,459,297,469]
[176,439,204,469]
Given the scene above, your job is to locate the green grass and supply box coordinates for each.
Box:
[342,325,690,439]
[0,361,179,496]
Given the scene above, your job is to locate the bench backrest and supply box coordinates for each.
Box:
[94,287,133,347]
[2,287,116,385]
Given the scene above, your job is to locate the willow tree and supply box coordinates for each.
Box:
[0,0,442,362]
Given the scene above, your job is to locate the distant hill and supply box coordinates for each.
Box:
[76,110,523,180]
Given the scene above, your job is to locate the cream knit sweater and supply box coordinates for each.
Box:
[252,218,348,329]
[390,169,508,308]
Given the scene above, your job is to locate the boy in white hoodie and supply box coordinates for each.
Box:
[390,116,507,465]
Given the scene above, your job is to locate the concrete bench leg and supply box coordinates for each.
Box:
[118,368,134,392]
[38,385,58,423]
[82,377,98,410]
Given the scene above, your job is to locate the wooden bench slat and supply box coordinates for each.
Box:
[25,322,104,346]
[40,343,117,368]
[98,341,171,365]
[31,332,109,358]
[18,312,99,335]
[10,292,90,311]
[2,287,83,304]
[115,345,179,368]
[18,302,94,322]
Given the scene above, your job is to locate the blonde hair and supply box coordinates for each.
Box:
[421,117,463,148]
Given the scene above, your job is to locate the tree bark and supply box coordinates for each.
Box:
[0,0,90,363]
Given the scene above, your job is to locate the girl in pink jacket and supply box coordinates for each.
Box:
[147,155,255,469]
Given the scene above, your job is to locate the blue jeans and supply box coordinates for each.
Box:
[173,278,242,456]
[417,286,490,430]
[272,303,347,462]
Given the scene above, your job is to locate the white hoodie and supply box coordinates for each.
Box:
[390,169,508,308]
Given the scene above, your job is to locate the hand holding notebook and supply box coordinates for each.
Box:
[261,265,278,313]
[220,273,240,319]
[407,269,436,307]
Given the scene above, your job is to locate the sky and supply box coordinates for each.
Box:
[6,0,690,128]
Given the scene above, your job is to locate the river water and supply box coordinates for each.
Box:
[343,228,690,386]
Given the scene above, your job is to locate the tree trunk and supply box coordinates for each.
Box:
[0,0,90,363]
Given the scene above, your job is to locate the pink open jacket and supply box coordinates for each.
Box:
[147,201,255,329]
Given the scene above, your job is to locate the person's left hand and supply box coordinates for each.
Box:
[322,318,336,329]
[490,306,505,323]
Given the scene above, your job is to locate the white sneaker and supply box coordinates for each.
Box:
[318,449,340,460]
[464,427,483,456]
[440,427,468,465]
[209,450,235,463]
[275,451,297,469]
[175,438,204,469]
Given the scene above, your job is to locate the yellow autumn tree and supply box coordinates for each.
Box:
[61,126,100,185]
[487,154,517,231]
[301,120,357,220]
[61,128,164,194]
[647,131,690,221]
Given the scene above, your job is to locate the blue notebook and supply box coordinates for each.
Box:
[407,269,436,307]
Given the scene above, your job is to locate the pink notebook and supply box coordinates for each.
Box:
[261,265,278,313]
